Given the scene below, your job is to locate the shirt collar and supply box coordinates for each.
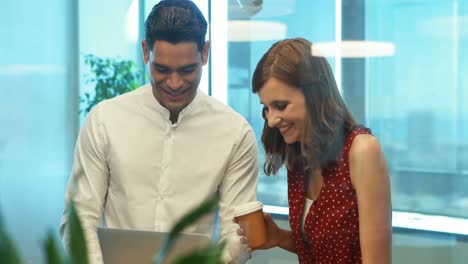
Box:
[142,84,203,123]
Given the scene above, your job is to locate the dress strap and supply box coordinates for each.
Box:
[341,128,372,160]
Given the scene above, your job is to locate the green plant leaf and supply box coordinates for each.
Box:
[154,194,219,264]
[81,54,142,115]
[44,230,64,264]
[0,210,23,264]
[68,202,88,264]
[172,241,226,264]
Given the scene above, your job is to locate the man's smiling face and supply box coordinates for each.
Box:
[143,40,209,121]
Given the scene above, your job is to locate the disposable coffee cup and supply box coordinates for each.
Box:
[233,201,267,249]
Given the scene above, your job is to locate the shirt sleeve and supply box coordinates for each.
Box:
[60,104,110,264]
[218,122,259,264]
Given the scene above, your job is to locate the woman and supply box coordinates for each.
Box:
[238,38,392,263]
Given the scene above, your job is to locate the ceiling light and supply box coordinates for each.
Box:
[311,41,396,58]
[228,20,287,42]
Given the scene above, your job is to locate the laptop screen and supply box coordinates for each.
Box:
[98,227,212,264]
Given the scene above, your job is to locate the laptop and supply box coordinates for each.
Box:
[98,227,212,264]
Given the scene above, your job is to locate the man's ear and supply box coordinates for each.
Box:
[142,40,149,64]
[201,40,210,65]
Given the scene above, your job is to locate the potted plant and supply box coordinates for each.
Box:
[81,54,142,115]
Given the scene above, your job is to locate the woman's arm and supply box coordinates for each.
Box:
[349,134,392,264]
[264,213,296,253]
[275,228,296,253]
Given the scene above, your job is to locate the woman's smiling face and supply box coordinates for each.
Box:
[258,77,307,144]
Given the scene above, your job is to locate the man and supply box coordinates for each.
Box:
[60,1,258,263]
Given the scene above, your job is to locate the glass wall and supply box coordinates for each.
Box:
[223,0,468,222]
[366,0,468,218]
[0,0,76,262]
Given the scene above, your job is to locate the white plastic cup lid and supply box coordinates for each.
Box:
[233,201,263,217]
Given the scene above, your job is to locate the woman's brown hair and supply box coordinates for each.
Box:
[252,38,360,175]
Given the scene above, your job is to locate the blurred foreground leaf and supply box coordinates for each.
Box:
[68,202,88,264]
[173,241,226,264]
[154,194,220,264]
[0,211,23,264]
[44,231,64,264]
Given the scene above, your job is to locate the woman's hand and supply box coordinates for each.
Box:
[235,212,282,251]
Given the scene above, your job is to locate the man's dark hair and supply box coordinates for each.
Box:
[145,0,208,52]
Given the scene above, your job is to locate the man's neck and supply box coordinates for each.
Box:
[170,112,179,124]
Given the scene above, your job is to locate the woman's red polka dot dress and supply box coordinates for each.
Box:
[287,129,370,263]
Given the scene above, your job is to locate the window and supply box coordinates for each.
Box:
[366,0,468,219]
[0,0,76,260]
[215,0,468,231]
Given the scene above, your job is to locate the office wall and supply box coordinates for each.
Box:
[0,0,76,262]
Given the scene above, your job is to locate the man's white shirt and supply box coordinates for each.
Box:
[60,84,258,264]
